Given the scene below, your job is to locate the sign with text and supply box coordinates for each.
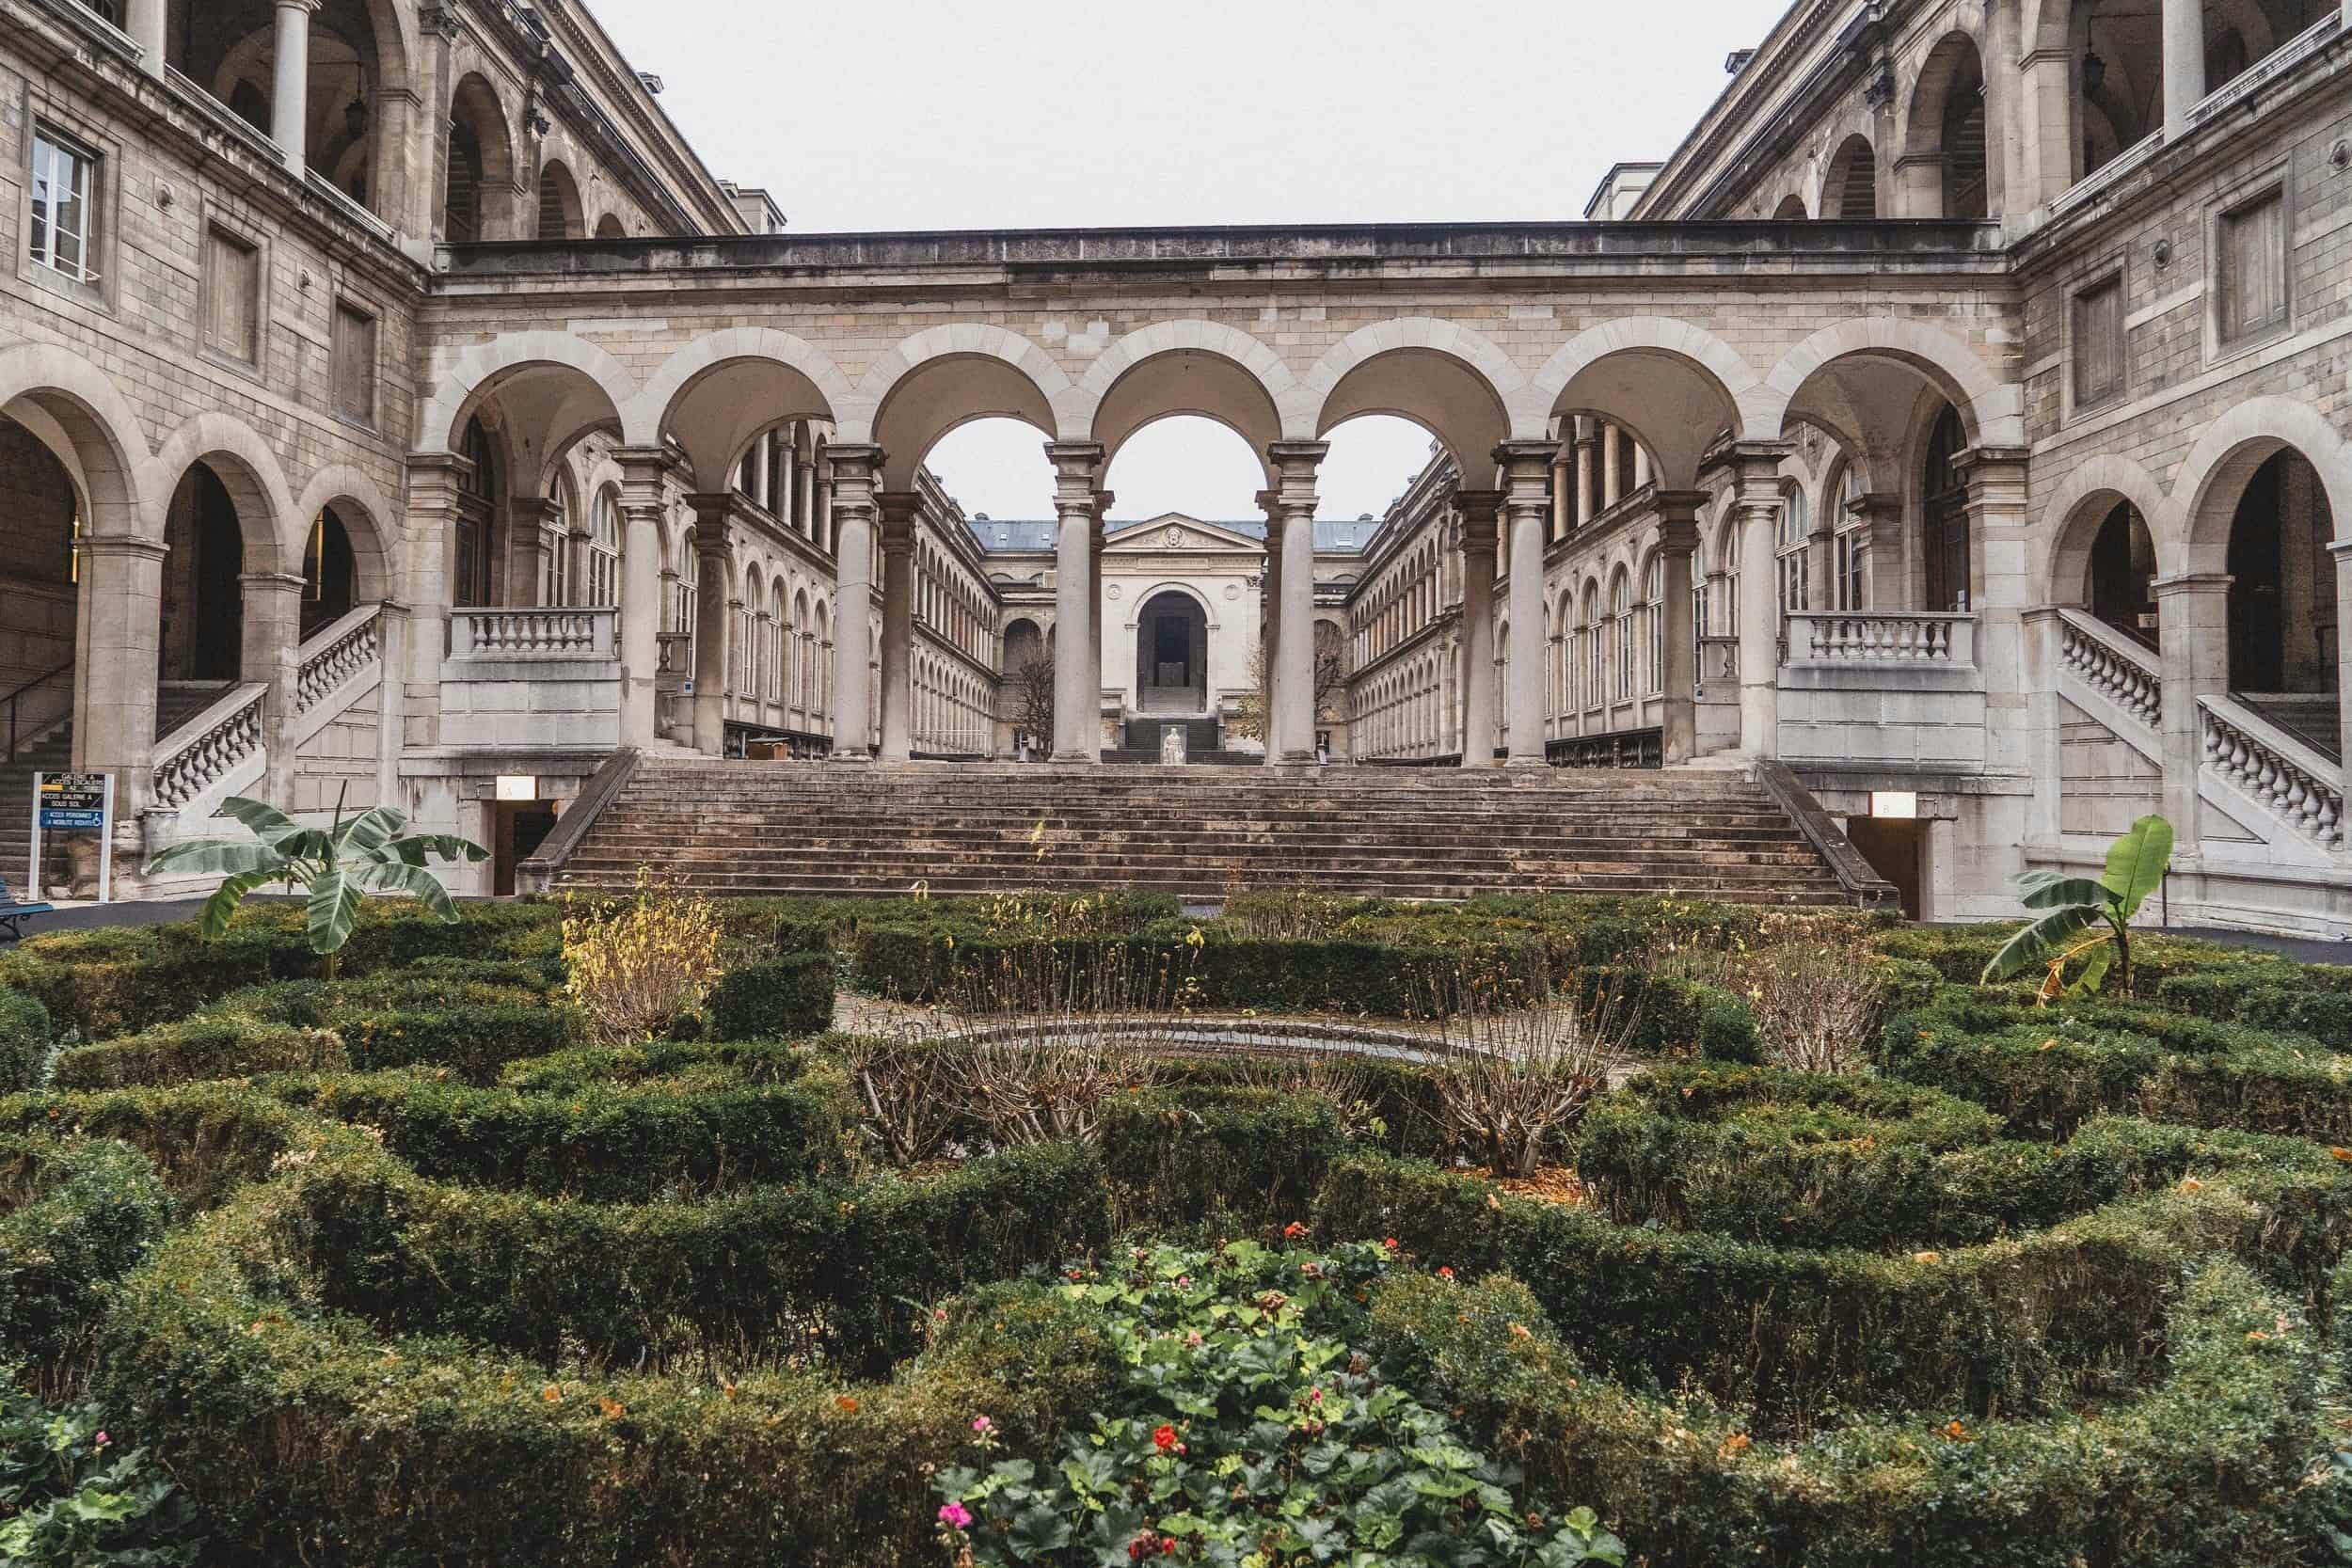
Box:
[27,770,114,905]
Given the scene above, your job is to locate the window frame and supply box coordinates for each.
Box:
[330,294,381,430]
[198,204,271,379]
[2067,266,2127,416]
[19,108,117,310]
[2206,163,2293,362]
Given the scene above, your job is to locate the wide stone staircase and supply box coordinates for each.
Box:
[547,760,1867,905]
[0,684,235,895]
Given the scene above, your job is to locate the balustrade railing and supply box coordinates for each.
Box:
[151,683,265,811]
[655,630,693,676]
[1695,636,1738,699]
[2058,609,2161,732]
[2200,695,2344,851]
[295,604,384,714]
[1786,610,1975,667]
[448,606,617,660]
[2,663,72,763]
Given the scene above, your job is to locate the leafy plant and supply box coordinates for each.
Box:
[0,1381,202,1566]
[560,868,725,1046]
[933,1239,1625,1568]
[147,790,485,978]
[1980,815,2173,1000]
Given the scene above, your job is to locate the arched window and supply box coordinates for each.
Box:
[585,488,621,607]
[1940,51,1988,219]
[1777,483,1810,613]
[1834,465,1867,611]
[1828,134,1876,218]
[444,120,483,243]
[1612,572,1634,703]
[536,163,582,240]
[1922,405,1970,611]
[1644,555,1664,697]
[455,418,497,607]
[543,482,570,607]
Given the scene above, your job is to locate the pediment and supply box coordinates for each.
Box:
[1103,513,1264,553]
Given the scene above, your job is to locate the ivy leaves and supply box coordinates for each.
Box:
[934,1239,1625,1568]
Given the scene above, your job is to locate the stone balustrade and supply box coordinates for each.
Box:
[1695,636,1739,698]
[151,684,265,811]
[2201,696,2344,851]
[448,607,618,660]
[2057,609,2161,732]
[295,604,384,714]
[1786,611,1975,667]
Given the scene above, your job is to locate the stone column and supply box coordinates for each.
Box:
[74,536,166,845]
[877,490,920,763]
[373,601,407,807]
[1655,493,1707,764]
[686,497,734,755]
[1499,442,1552,768]
[125,0,166,74]
[1575,424,1601,530]
[612,450,672,749]
[1956,447,2033,777]
[825,444,881,761]
[2163,0,2206,139]
[1850,493,1904,610]
[2335,541,2352,793]
[401,453,466,750]
[1729,444,1793,757]
[1633,445,1652,494]
[505,497,559,607]
[1046,443,1104,762]
[2018,45,2075,209]
[240,570,305,809]
[1091,491,1113,751]
[1270,442,1326,766]
[1550,443,1571,542]
[2153,573,2233,855]
[1455,489,1503,768]
[1258,488,1286,754]
[2020,606,2068,847]
[1601,425,1623,511]
[271,0,319,171]
[1806,508,1836,613]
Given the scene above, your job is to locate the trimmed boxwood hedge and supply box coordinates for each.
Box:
[706,951,835,1039]
[0,1082,318,1207]
[1100,1085,1342,1227]
[49,1015,349,1088]
[497,1036,808,1095]
[0,1133,168,1372]
[1366,1258,2331,1568]
[0,985,50,1090]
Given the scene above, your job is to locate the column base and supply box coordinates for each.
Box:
[832,752,875,766]
[1272,749,1317,767]
[1049,749,1100,765]
[1505,753,1548,769]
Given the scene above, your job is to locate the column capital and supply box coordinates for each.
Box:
[1268,440,1328,486]
[406,450,471,483]
[683,491,743,525]
[2328,540,2352,563]
[273,0,322,12]
[824,443,884,479]
[875,489,924,531]
[79,534,169,563]
[1492,439,1557,476]
[2150,571,2234,599]
[611,446,677,481]
[1044,441,1105,488]
[508,495,562,528]
[237,570,308,594]
[1656,515,1703,555]
[1650,488,1711,528]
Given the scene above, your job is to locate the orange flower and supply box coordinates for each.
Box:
[1438,1266,1455,1280]
[1152,1423,1179,1451]
[2332,1148,2352,1164]
[1382,1237,1400,1251]
[542,1386,564,1403]
[1281,1221,1310,1241]
[1719,1433,1753,1458]
[597,1397,626,1421]
[834,1395,860,1414]
[1507,1322,1532,1339]
[1943,1419,1966,1440]
[2180,1178,2205,1193]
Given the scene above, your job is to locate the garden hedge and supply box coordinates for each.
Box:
[48,1015,349,1089]
[0,1134,168,1372]
[1099,1085,1342,1227]
[496,1036,808,1095]
[0,1082,319,1206]
[706,951,835,1039]
[0,986,49,1091]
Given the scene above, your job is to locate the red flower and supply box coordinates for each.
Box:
[1152,1422,1179,1451]
[1281,1221,1309,1240]
[1383,1237,1400,1251]
[1438,1265,1455,1280]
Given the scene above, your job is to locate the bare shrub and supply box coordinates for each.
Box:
[1419,966,1637,1178]
[836,1036,960,1166]
[1222,889,1346,942]
[1741,939,1889,1074]
[560,868,724,1046]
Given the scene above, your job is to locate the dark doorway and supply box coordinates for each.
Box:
[1135,591,1207,713]
[301,505,358,638]
[2085,500,2157,645]
[1847,816,1927,919]
[161,462,246,683]
[2227,449,2337,696]
[490,799,559,896]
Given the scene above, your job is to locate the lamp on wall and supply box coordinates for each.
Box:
[2083,47,2106,95]
[343,94,368,142]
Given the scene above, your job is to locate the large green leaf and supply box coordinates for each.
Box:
[381,832,489,867]
[148,838,284,878]
[1979,903,2106,984]
[197,866,285,939]
[332,805,409,859]
[355,857,460,922]
[2100,815,2174,918]
[215,796,305,847]
[2012,871,2110,911]
[305,863,367,956]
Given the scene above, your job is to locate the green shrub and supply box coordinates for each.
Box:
[1692,984,1761,1064]
[263,1068,852,1199]
[497,1036,807,1095]
[1099,1085,1342,1227]
[0,1382,202,1566]
[0,1135,169,1373]
[707,952,835,1039]
[0,987,50,1090]
[49,1017,347,1089]
[1365,1259,2328,1568]
[2236,983,2352,1044]
[0,1083,314,1208]
[333,1002,581,1083]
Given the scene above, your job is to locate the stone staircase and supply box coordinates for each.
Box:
[548,760,1864,905]
[0,684,237,894]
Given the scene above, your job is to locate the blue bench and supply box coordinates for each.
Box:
[0,877,53,942]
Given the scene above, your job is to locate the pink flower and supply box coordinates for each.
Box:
[93,1431,110,1447]
[970,1416,993,1434]
[938,1501,973,1529]
[1309,1387,1323,1403]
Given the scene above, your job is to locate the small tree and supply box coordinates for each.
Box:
[1009,652,1054,753]
[149,791,486,977]
[1980,814,2173,1000]
[1229,636,1349,745]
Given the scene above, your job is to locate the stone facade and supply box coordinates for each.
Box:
[1,0,2347,935]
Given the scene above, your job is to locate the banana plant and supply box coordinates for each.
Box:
[1980,814,2173,1001]
[149,787,486,977]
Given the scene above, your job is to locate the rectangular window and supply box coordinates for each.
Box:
[29,128,97,282]
[2073,274,2123,407]
[203,225,261,365]
[2217,187,2286,345]
[332,301,377,425]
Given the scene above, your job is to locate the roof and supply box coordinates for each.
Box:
[967,515,1375,555]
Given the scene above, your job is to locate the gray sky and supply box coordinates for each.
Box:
[587,0,1785,520]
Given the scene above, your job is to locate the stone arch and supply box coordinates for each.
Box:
[150,413,295,573]
[1772,193,1810,221]
[594,213,628,239]
[1290,318,1523,476]
[1525,317,1764,490]
[1822,132,1880,218]
[445,71,516,241]
[1074,321,1294,473]
[2041,454,2182,599]
[1901,29,1995,218]
[291,464,402,601]
[1761,317,2022,451]
[2177,397,2352,575]
[534,159,584,240]
[0,343,151,540]
[851,325,1073,483]
[628,329,850,491]
[1120,578,1221,631]
[419,332,636,458]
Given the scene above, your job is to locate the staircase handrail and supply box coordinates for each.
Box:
[516,747,640,895]
[2,661,72,763]
[151,681,267,810]
[295,602,386,714]
[2056,607,2163,732]
[2198,692,2344,851]
[1750,757,1901,910]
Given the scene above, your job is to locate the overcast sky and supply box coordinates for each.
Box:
[586,0,1784,520]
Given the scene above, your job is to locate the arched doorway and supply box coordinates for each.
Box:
[1921,404,1971,611]
[2084,499,2157,644]
[2226,450,2338,740]
[0,416,82,758]
[300,504,358,637]
[160,462,246,685]
[1135,591,1207,713]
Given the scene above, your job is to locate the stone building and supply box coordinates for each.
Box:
[1,0,2348,934]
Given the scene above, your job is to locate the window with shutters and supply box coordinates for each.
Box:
[201,224,262,368]
[2217,185,2286,348]
[29,127,99,283]
[2072,273,2124,409]
[332,301,377,426]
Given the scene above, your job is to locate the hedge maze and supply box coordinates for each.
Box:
[4,894,2351,1564]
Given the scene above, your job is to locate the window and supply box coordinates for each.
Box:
[202,225,261,366]
[543,486,570,606]
[1777,483,1810,613]
[445,123,482,243]
[1834,467,1867,611]
[2073,274,2124,407]
[1644,556,1664,697]
[455,418,497,608]
[332,301,377,425]
[30,128,97,282]
[1612,575,1634,703]
[2217,186,2286,346]
[586,489,621,608]
[1922,405,1971,612]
